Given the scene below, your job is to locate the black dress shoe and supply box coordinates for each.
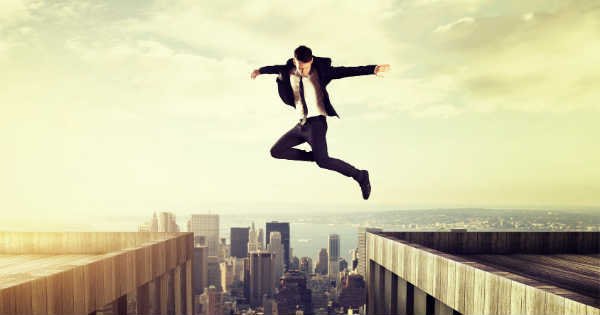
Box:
[358,170,371,200]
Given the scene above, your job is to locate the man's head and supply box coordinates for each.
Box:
[294,45,313,77]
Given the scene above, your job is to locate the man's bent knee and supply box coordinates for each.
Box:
[315,157,330,168]
[270,147,282,159]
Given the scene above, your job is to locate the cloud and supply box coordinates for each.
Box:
[433,17,475,33]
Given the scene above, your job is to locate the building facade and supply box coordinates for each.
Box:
[248,251,275,307]
[266,221,291,271]
[187,214,220,257]
[357,227,382,277]
[230,227,250,258]
[366,231,600,315]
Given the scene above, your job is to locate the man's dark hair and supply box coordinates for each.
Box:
[294,45,313,62]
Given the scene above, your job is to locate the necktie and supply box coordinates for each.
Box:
[299,76,308,120]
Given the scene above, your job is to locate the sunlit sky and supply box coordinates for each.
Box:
[2,0,599,219]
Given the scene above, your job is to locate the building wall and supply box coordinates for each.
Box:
[193,245,208,296]
[249,251,275,307]
[365,232,600,315]
[266,222,290,271]
[357,227,382,277]
[187,214,220,257]
[230,227,250,258]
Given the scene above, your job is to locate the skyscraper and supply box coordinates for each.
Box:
[300,257,313,274]
[357,227,382,277]
[193,245,208,295]
[248,251,275,307]
[248,222,261,253]
[157,211,179,232]
[267,231,285,288]
[315,248,328,275]
[275,271,313,315]
[187,214,220,257]
[230,227,250,258]
[139,211,173,232]
[328,234,340,281]
[266,221,290,271]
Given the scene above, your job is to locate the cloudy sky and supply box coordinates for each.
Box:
[2,0,599,219]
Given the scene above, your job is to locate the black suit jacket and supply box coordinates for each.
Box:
[259,56,376,118]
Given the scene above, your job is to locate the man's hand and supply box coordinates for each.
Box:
[251,69,260,80]
[374,64,391,78]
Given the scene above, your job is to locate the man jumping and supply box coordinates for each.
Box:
[250,45,390,200]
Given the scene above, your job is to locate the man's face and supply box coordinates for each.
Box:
[294,57,313,77]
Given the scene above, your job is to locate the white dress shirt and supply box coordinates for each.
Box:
[289,67,327,120]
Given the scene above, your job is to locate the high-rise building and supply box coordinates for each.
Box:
[315,248,328,275]
[275,271,312,315]
[220,259,234,293]
[266,221,290,271]
[300,257,313,274]
[357,227,382,277]
[267,231,285,288]
[339,258,348,272]
[230,227,250,258]
[157,211,179,232]
[337,273,366,313]
[248,251,275,307]
[350,248,359,272]
[187,214,220,257]
[365,231,600,315]
[193,245,209,296]
[258,228,265,249]
[248,222,261,253]
[199,285,223,315]
[219,238,229,261]
[289,256,300,270]
[139,211,171,232]
[207,256,222,291]
[328,234,340,281]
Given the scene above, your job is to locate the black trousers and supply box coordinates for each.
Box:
[270,115,361,181]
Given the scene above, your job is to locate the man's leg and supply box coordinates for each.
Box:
[270,123,314,161]
[307,118,362,180]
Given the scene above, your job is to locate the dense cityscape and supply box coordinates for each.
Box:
[134,208,599,315]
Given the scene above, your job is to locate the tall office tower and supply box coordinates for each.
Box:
[248,222,261,253]
[350,248,359,272]
[199,285,223,315]
[219,238,229,261]
[267,231,285,288]
[315,248,328,275]
[169,212,178,232]
[230,227,250,258]
[258,228,264,249]
[290,256,300,270]
[156,211,179,232]
[242,257,250,301]
[266,221,290,271]
[187,214,220,257]
[248,251,275,307]
[357,227,382,277]
[220,259,234,293]
[151,212,158,232]
[193,245,208,295]
[300,257,313,274]
[328,234,340,281]
[337,273,366,314]
[207,256,222,291]
[339,258,348,272]
[275,271,312,315]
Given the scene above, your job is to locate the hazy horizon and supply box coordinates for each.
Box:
[2,0,599,219]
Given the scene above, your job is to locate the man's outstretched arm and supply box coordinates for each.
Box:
[250,64,286,79]
[330,64,390,80]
